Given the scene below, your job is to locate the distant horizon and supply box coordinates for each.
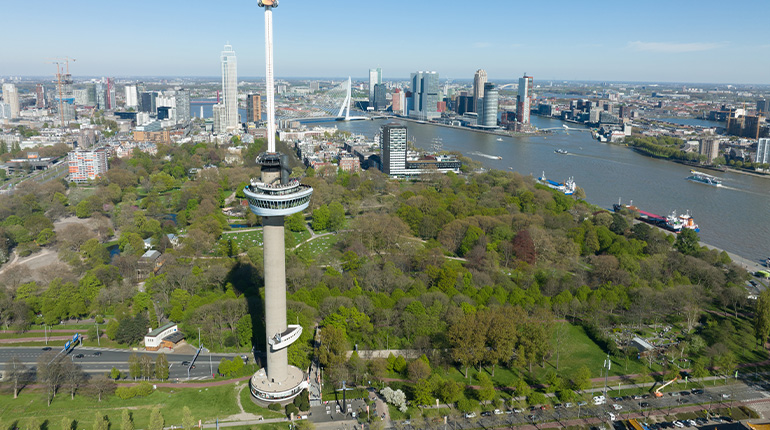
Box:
[3,76,769,88]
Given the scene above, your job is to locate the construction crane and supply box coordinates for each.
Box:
[653,376,679,397]
[47,57,76,129]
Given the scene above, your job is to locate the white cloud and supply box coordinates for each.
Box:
[626,41,727,53]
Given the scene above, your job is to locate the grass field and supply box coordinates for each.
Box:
[295,235,338,261]
[0,383,268,428]
[224,229,312,251]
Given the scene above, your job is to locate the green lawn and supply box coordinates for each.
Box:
[224,229,264,249]
[295,235,338,261]
[0,384,246,428]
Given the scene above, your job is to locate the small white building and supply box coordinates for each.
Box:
[144,322,184,351]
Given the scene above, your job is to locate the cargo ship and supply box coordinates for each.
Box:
[686,170,722,187]
[613,200,699,233]
[538,172,576,195]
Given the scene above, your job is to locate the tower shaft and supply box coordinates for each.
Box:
[264,8,276,153]
[263,216,287,382]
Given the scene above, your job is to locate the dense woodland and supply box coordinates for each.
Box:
[0,134,763,409]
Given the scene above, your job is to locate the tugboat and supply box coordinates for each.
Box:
[538,172,576,195]
[554,149,569,154]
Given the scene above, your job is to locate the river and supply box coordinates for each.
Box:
[334,116,770,264]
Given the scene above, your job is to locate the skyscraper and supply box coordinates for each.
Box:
[221,44,239,132]
[2,84,20,119]
[380,124,407,176]
[245,0,313,406]
[409,71,440,120]
[473,69,487,114]
[481,82,499,127]
[369,67,381,105]
[247,93,262,123]
[174,89,191,124]
[106,78,115,110]
[125,85,138,109]
[517,74,533,124]
[36,84,46,108]
[392,89,405,116]
[373,83,387,111]
[756,138,770,165]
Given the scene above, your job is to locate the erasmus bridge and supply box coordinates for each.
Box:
[274,77,380,123]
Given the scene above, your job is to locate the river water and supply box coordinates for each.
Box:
[334,116,770,264]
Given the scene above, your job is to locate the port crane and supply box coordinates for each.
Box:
[653,376,679,397]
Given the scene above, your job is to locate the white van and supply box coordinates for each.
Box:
[593,395,606,405]
[606,412,616,421]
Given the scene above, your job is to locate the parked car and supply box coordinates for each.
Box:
[494,409,503,415]
[687,420,697,427]
[564,403,574,408]
[640,402,650,408]
[513,408,524,413]
[721,394,730,399]
[673,421,685,428]
[612,404,622,410]
[606,412,616,421]
[691,389,704,395]
[481,411,492,417]
[578,401,588,406]
[465,412,476,419]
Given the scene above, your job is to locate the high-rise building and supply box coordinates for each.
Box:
[95,82,107,110]
[156,93,177,122]
[473,69,487,114]
[221,44,239,132]
[380,124,407,176]
[517,74,533,124]
[125,85,138,109]
[481,83,499,127]
[140,91,157,113]
[36,84,46,108]
[409,71,440,120]
[106,78,115,110]
[392,89,405,115]
[699,138,720,164]
[373,83,387,111]
[757,138,770,165]
[246,93,262,123]
[758,100,769,116]
[212,104,226,134]
[369,67,382,105]
[2,84,20,119]
[68,147,109,183]
[174,89,191,124]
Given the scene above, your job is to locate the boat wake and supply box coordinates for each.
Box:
[470,151,502,160]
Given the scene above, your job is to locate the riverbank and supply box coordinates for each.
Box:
[394,115,549,138]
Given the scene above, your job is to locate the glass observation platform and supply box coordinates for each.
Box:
[243,178,313,217]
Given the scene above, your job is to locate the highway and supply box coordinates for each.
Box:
[0,346,249,381]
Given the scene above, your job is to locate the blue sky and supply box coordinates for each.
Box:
[3,0,770,84]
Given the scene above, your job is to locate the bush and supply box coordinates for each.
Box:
[285,403,299,418]
[268,403,282,411]
[114,381,153,400]
[294,389,310,411]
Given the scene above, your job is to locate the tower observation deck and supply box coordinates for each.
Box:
[247,0,313,405]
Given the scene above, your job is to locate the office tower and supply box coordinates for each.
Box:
[95,83,107,110]
[156,93,177,122]
[368,67,381,105]
[245,0,313,406]
[221,44,238,132]
[757,138,770,164]
[174,89,191,123]
[246,93,262,123]
[106,78,115,110]
[373,83,387,111]
[517,74,533,124]
[2,84,20,119]
[392,89,405,115]
[73,89,89,106]
[481,83,499,127]
[473,69,487,113]
[36,84,46,108]
[409,71,440,120]
[125,85,138,109]
[379,124,407,176]
[68,147,109,182]
[140,91,157,114]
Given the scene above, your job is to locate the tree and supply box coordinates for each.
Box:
[92,413,109,430]
[476,372,496,402]
[438,380,464,404]
[572,365,592,392]
[328,201,345,231]
[5,355,29,398]
[60,417,73,430]
[63,360,88,399]
[128,353,141,380]
[155,353,169,381]
[37,352,67,406]
[755,289,770,347]
[448,313,485,378]
[90,374,117,401]
[182,406,195,430]
[121,410,134,430]
[312,205,330,231]
[407,357,431,381]
[412,378,434,406]
[674,228,699,256]
[140,354,154,380]
[318,325,348,369]
[148,407,164,430]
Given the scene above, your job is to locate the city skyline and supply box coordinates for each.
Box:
[2,0,770,84]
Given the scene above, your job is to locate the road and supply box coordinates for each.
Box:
[0,346,249,381]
